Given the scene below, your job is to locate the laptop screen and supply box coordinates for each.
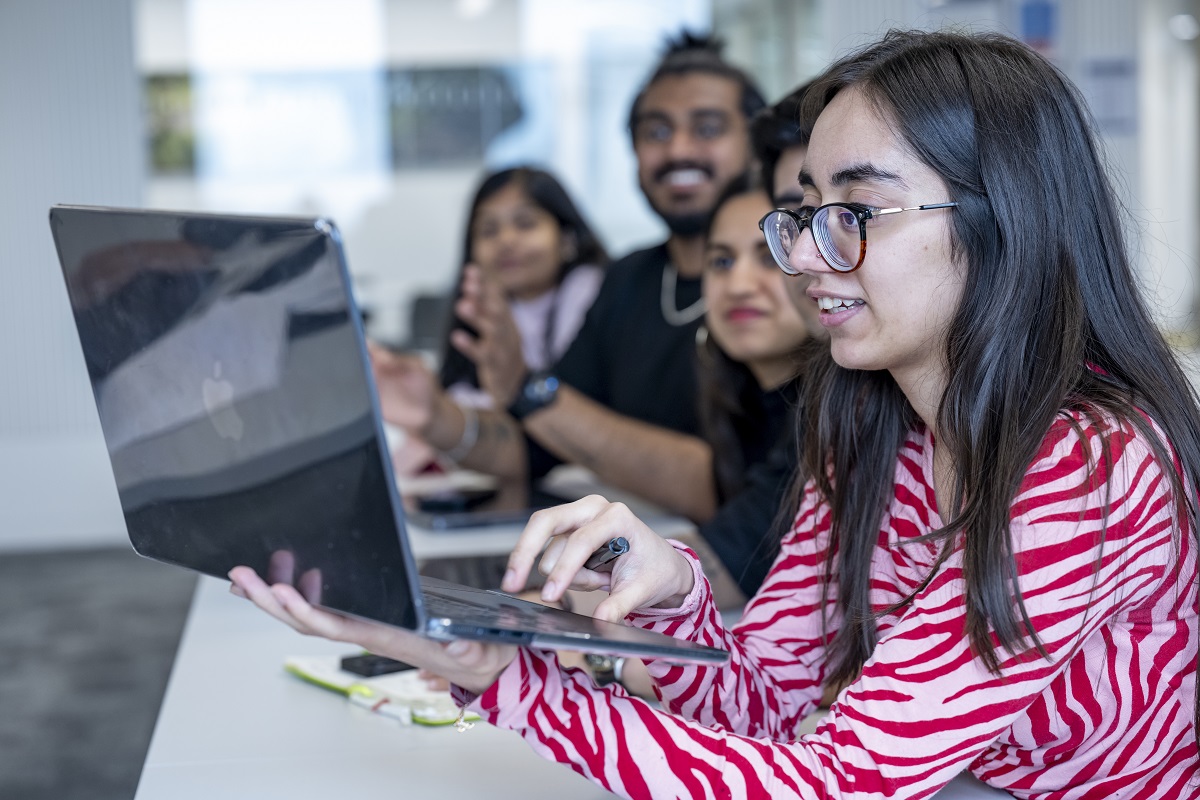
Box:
[50,206,422,631]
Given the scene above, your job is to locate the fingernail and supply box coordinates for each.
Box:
[446,639,469,656]
[502,568,517,589]
[541,580,558,601]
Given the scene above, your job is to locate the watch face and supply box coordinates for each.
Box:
[531,375,559,402]
[508,373,559,420]
[584,652,625,687]
[585,653,614,671]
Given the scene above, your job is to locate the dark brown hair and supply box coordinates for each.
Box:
[749,81,814,199]
[627,31,766,141]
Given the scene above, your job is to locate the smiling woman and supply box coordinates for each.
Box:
[438,167,609,401]
[704,189,821,386]
[231,29,1200,800]
[786,87,965,390]
[378,166,609,484]
[698,183,822,504]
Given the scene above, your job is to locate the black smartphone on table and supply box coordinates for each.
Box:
[340,653,418,677]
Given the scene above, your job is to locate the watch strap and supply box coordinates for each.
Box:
[584,653,626,687]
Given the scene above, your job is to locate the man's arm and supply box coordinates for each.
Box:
[521,385,717,523]
[418,391,528,481]
[421,383,718,522]
[368,343,527,480]
[416,385,717,523]
[447,249,717,520]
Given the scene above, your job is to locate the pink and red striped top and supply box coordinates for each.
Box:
[465,412,1200,798]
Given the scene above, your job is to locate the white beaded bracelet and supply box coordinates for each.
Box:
[444,405,479,463]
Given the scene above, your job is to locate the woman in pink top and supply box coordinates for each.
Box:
[437,166,608,407]
[232,30,1200,798]
[389,166,607,474]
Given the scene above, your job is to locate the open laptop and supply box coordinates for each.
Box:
[48,204,726,665]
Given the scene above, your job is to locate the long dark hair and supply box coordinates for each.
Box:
[796,30,1200,716]
[438,166,608,389]
[749,80,814,200]
[697,180,816,500]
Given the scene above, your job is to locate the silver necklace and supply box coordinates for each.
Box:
[660,263,706,326]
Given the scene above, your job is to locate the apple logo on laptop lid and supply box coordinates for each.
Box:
[202,361,244,441]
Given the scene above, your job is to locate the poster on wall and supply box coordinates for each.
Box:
[1080,58,1138,136]
[1020,0,1058,59]
[145,75,196,175]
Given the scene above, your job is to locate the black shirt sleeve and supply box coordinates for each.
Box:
[544,259,618,406]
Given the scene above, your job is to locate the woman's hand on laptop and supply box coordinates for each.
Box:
[502,496,697,624]
[227,566,518,695]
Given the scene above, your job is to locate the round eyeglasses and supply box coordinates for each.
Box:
[758,201,958,274]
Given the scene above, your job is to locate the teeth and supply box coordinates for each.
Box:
[665,169,706,187]
[817,296,860,311]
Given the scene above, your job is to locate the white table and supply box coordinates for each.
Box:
[137,575,1007,799]
[135,576,617,799]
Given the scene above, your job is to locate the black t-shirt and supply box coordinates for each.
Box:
[699,379,799,597]
[717,380,794,505]
[527,243,704,479]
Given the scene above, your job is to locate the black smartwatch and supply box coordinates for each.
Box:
[506,371,560,421]
[584,653,627,688]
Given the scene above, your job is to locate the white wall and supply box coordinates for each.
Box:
[1139,0,1200,339]
[0,0,711,551]
[807,0,1197,338]
[0,0,141,549]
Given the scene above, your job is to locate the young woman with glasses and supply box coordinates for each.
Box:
[233,29,1200,798]
[698,183,823,508]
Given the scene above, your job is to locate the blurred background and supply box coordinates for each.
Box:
[0,2,1197,797]
[0,0,1197,551]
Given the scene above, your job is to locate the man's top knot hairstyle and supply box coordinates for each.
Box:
[659,30,730,66]
[627,29,767,140]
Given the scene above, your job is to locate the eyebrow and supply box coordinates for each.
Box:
[774,190,807,208]
[798,163,909,190]
[633,108,732,124]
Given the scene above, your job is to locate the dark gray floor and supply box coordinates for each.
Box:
[0,547,196,800]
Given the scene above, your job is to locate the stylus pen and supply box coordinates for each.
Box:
[584,536,629,571]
